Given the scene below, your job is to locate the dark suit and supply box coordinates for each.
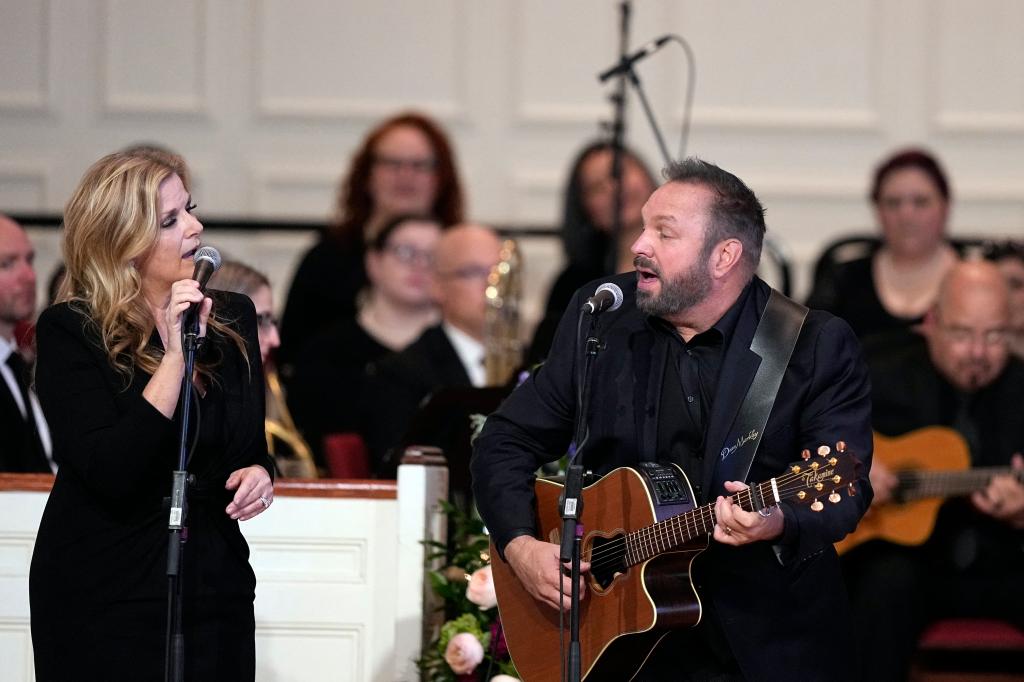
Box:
[0,355,51,472]
[29,292,273,681]
[472,274,874,681]
[361,324,473,477]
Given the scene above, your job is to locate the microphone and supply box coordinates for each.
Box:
[183,246,221,330]
[582,282,624,315]
[598,35,672,83]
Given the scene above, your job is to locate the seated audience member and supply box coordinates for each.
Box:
[0,214,53,473]
[843,260,1024,681]
[985,240,1024,359]
[807,148,959,347]
[279,111,464,372]
[288,215,442,470]
[210,260,315,477]
[361,223,502,477]
[527,140,657,363]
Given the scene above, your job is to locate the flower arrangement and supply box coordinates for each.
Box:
[418,501,519,681]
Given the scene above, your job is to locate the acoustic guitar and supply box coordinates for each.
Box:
[835,426,1023,554]
[490,444,858,681]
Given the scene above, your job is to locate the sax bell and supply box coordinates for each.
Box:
[484,239,523,386]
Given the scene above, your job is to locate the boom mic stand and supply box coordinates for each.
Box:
[607,0,631,278]
[165,312,201,682]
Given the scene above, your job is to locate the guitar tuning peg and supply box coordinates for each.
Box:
[817,445,831,457]
[791,465,802,474]
[836,440,846,453]
[811,499,824,512]
[829,492,841,504]
[801,449,811,461]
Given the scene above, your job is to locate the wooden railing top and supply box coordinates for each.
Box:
[0,474,397,500]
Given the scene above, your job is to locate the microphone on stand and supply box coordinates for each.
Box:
[183,246,221,330]
[597,35,672,83]
[581,282,624,315]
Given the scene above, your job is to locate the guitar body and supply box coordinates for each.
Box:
[491,465,704,681]
[836,426,969,554]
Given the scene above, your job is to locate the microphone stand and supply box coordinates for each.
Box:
[607,0,631,277]
[560,313,605,682]
[165,312,200,682]
[622,59,672,167]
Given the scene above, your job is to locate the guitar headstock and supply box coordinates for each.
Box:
[780,442,859,512]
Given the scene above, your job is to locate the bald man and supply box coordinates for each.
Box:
[845,260,1024,681]
[361,224,504,476]
[0,214,53,472]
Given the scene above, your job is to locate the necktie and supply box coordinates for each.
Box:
[6,351,49,472]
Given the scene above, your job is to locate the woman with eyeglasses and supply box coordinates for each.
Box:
[210,261,317,478]
[278,111,464,373]
[286,215,442,471]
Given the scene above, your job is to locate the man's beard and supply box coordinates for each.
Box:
[635,255,713,318]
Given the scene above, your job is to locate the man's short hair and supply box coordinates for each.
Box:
[663,158,766,271]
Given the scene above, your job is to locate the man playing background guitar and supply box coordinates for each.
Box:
[472,159,874,681]
[843,259,1024,681]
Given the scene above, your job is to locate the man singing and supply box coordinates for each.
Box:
[472,158,873,681]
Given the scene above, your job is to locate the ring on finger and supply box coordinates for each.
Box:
[259,495,271,509]
[723,524,733,536]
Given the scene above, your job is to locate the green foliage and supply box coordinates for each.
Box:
[417,500,518,681]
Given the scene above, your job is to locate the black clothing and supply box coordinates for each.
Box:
[279,234,366,370]
[473,273,874,681]
[0,349,50,472]
[844,337,1024,681]
[360,324,472,477]
[286,318,390,469]
[805,254,922,346]
[29,293,272,681]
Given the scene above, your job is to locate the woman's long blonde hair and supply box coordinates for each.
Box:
[59,150,246,381]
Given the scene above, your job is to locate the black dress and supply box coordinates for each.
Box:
[278,234,366,370]
[286,318,389,469]
[29,292,273,682]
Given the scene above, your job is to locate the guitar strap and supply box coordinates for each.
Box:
[711,289,808,494]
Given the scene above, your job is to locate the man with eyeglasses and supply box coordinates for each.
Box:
[361,223,503,477]
[845,259,1024,681]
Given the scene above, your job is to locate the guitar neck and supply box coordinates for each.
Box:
[623,476,784,566]
[897,466,1020,501]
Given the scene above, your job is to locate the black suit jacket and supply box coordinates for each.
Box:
[472,274,873,681]
[361,324,472,476]
[0,366,50,472]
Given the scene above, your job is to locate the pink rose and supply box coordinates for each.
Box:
[491,676,520,682]
[444,632,484,675]
[466,565,497,609]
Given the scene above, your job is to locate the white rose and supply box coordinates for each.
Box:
[466,565,497,609]
[444,631,484,675]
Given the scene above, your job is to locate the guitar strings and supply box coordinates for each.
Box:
[583,467,847,572]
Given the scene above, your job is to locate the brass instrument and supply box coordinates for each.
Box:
[484,238,523,386]
[264,366,318,478]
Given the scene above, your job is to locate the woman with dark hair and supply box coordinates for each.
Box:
[527,140,657,362]
[985,240,1024,359]
[807,148,960,344]
[287,214,442,470]
[30,150,273,679]
[279,111,464,370]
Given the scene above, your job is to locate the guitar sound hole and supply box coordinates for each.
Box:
[589,534,627,589]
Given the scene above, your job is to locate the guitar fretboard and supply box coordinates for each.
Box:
[898,466,1021,501]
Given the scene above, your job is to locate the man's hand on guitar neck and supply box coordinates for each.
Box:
[972,453,1024,529]
[713,481,786,545]
[503,535,591,611]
